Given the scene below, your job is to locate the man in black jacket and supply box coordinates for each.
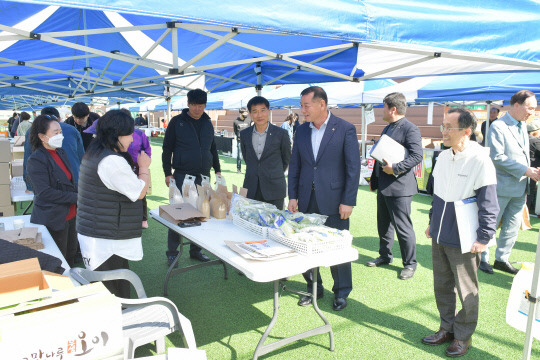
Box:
[233,108,251,173]
[527,119,540,212]
[368,92,423,280]
[240,96,290,209]
[162,89,222,266]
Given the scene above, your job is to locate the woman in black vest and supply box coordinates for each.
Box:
[77,110,151,298]
[27,115,78,267]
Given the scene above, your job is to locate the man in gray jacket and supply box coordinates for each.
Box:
[480,90,539,274]
[240,96,290,209]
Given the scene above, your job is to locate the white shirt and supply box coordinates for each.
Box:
[78,155,145,270]
[309,111,331,160]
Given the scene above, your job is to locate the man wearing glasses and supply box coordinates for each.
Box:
[423,108,499,357]
[479,90,539,274]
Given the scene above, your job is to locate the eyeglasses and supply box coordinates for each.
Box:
[43,114,58,120]
[440,125,462,133]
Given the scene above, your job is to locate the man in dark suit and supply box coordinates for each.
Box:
[288,86,360,311]
[240,96,291,209]
[367,92,423,280]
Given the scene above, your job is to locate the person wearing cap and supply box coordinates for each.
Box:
[162,89,221,266]
[527,119,540,212]
[65,102,98,150]
[233,107,251,173]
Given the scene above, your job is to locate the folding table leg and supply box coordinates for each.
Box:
[163,236,184,296]
[252,268,334,360]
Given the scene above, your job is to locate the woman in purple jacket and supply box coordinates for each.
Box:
[127,128,151,228]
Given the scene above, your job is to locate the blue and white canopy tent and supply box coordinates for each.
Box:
[0,0,537,113]
[0,0,539,357]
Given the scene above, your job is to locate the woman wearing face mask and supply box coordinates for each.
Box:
[27,115,78,267]
[77,110,151,298]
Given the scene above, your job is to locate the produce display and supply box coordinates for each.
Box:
[231,194,351,245]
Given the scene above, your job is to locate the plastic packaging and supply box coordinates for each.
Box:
[182,174,198,208]
[168,178,183,204]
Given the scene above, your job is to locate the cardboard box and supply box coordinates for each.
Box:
[0,258,51,308]
[0,204,15,217]
[0,184,10,206]
[0,227,43,250]
[0,282,124,360]
[11,159,23,177]
[0,162,9,184]
[159,203,206,224]
[11,145,24,160]
[0,139,9,163]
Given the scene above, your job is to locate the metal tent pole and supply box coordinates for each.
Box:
[522,233,540,360]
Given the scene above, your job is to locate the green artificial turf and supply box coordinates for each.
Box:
[21,136,540,359]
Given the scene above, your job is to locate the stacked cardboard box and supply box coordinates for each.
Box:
[0,139,13,217]
[11,141,24,161]
[11,158,23,177]
[0,227,44,249]
[0,258,124,359]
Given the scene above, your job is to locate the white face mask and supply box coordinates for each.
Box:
[46,134,64,149]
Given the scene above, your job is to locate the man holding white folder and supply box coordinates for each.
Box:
[367,92,422,280]
[423,108,499,357]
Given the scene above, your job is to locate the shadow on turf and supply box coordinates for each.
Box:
[237,295,501,360]
[353,235,518,292]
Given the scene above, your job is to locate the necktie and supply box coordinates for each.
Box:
[517,121,526,145]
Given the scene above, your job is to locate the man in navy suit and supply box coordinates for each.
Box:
[288,86,360,311]
[367,92,423,280]
[240,96,291,209]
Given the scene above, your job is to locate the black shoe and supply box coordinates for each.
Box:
[479,261,494,274]
[422,328,454,346]
[445,338,472,357]
[167,255,179,269]
[332,297,347,311]
[493,260,519,275]
[399,267,415,280]
[190,251,210,262]
[298,293,323,307]
[366,257,392,267]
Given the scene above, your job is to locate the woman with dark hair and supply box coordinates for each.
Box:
[27,115,78,267]
[76,110,151,298]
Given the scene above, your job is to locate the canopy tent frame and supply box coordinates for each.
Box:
[0,5,538,109]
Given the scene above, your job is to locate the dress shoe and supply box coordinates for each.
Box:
[399,267,415,280]
[167,255,179,269]
[478,261,493,274]
[422,328,454,346]
[366,257,392,267]
[332,297,347,311]
[493,260,519,275]
[445,338,472,357]
[190,251,210,262]
[297,293,323,307]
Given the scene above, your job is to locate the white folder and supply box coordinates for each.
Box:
[370,134,406,166]
[455,197,495,254]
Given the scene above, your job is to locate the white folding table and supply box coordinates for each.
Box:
[10,176,33,214]
[0,215,71,277]
[149,208,358,360]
